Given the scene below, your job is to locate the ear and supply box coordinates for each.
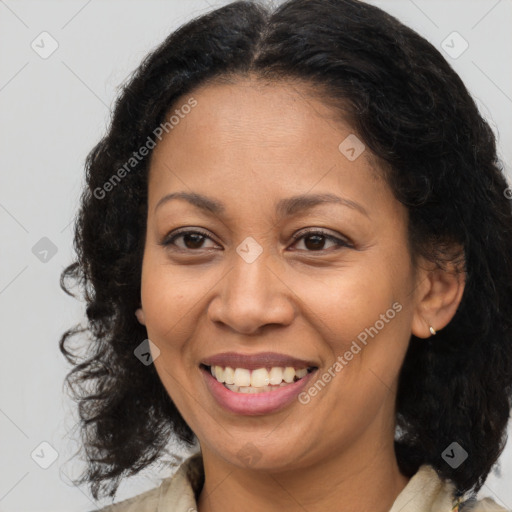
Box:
[135,307,146,325]
[411,253,466,339]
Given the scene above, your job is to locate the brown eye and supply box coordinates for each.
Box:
[160,229,218,251]
[290,229,352,252]
[180,232,207,249]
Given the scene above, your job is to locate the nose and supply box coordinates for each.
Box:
[207,251,296,335]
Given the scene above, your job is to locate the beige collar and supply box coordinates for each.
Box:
[388,464,456,512]
[154,452,506,512]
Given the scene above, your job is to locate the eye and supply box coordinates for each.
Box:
[160,228,219,251]
[160,227,352,253]
[289,228,352,252]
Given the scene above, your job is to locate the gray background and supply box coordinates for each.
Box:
[1,0,511,510]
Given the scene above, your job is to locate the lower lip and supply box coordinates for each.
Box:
[200,366,318,416]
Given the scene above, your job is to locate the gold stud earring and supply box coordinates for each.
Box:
[429,325,437,336]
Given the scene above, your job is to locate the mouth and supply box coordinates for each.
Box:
[199,363,317,394]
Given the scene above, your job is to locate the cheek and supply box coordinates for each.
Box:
[139,254,201,342]
[290,250,412,385]
[296,268,410,443]
[139,258,201,403]
[291,261,399,338]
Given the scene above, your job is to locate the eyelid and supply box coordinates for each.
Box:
[160,226,353,252]
[160,227,221,249]
[289,227,352,247]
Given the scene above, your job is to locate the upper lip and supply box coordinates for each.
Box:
[201,352,318,371]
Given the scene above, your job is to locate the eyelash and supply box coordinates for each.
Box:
[160,227,352,253]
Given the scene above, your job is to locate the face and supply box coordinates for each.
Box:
[136,77,426,473]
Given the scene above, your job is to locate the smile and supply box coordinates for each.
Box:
[200,364,319,415]
[202,364,315,393]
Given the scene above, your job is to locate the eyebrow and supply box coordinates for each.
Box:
[154,191,369,218]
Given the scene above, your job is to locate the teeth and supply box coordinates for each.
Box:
[283,367,296,383]
[225,382,291,393]
[295,368,308,379]
[209,365,312,388]
[238,386,260,394]
[223,366,235,385]
[251,368,270,387]
[215,366,224,383]
[233,368,251,387]
[269,367,283,385]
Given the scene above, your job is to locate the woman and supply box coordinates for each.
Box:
[59,0,512,511]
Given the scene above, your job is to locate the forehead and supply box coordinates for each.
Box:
[165,77,352,144]
[149,77,381,176]
[146,77,394,222]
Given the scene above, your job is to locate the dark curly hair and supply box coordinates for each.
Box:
[59,0,512,502]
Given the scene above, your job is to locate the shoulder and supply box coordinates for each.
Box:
[459,497,510,512]
[392,464,509,512]
[89,451,204,512]
[90,479,171,512]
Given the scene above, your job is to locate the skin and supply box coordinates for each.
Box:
[135,76,465,512]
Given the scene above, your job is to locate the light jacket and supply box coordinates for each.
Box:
[93,451,509,512]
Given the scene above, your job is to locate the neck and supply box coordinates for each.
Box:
[197,422,410,512]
